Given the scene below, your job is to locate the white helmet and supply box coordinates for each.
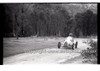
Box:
[69,33,73,36]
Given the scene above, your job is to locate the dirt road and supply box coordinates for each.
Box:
[3,37,97,64]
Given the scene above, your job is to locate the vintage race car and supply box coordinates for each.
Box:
[58,39,78,50]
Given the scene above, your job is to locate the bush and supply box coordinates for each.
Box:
[81,39,97,64]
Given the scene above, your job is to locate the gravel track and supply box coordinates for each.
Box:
[3,37,97,64]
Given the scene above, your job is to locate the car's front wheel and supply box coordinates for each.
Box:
[58,42,61,49]
[72,43,74,50]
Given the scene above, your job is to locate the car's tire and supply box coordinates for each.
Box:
[58,42,61,49]
[72,43,74,50]
[75,41,78,48]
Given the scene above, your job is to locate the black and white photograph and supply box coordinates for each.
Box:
[2,3,97,64]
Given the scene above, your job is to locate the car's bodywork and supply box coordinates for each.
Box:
[58,40,78,50]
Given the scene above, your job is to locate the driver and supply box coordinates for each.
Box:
[63,33,74,46]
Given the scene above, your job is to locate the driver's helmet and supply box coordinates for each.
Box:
[69,33,73,36]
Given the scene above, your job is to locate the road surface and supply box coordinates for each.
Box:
[3,37,97,64]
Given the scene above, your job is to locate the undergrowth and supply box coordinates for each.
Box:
[81,39,97,64]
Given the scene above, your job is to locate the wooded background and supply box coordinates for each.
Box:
[1,4,97,38]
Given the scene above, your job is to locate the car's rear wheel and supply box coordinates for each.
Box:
[58,42,61,49]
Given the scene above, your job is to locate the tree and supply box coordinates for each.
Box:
[3,4,97,37]
[75,10,97,37]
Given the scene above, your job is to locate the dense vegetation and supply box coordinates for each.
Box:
[81,40,97,64]
[1,4,97,38]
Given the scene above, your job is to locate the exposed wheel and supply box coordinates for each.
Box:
[72,43,74,50]
[75,41,78,48]
[58,42,61,49]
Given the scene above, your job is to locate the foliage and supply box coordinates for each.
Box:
[74,10,97,37]
[1,4,97,38]
[81,39,97,64]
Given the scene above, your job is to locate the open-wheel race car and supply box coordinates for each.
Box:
[58,39,78,50]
